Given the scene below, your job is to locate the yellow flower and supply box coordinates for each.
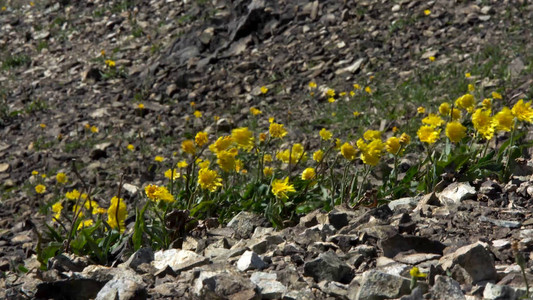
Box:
[353,111,360,117]
[177,160,188,168]
[263,167,274,177]
[66,189,81,200]
[301,168,316,180]
[90,126,99,133]
[31,170,39,176]
[482,98,492,110]
[181,140,196,155]
[105,60,116,67]
[319,128,333,140]
[137,103,145,109]
[214,115,220,121]
[392,126,399,133]
[417,106,425,114]
[56,172,67,184]
[340,142,357,161]
[259,133,267,142]
[363,130,381,141]
[250,107,262,115]
[326,88,335,97]
[468,84,475,92]
[417,125,440,144]
[145,184,158,200]
[399,133,411,146]
[385,137,401,155]
[193,110,202,118]
[365,86,372,94]
[190,101,196,107]
[494,107,514,132]
[339,92,346,97]
[511,99,533,123]
[424,9,431,15]
[429,56,435,62]
[198,168,223,192]
[198,159,210,169]
[127,144,135,151]
[269,117,275,123]
[269,123,288,139]
[492,91,502,100]
[260,86,269,94]
[328,97,335,103]
[422,113,444,128]
[235,159,243,173]
[107,196,127,233]
[465,72,471,78]
[309,81,317,89]
[2,6,6,11]
[101,50,106,57]
[450,108,462,120]
[335,138,342,149]
[164,168,180,180]
[52,201,63,221]
[263,154,272,163]
[271,177,295,199]
[410,267,427,278]
[313,149,324,162]
[357,138,384,166]
[353,84,361,90]
[455,94,475,111]
[39,123,46,128]
[350,91,355,97]
[439,102,450,116]
[154,156,164,162]
[209,136,233,153]
[84,123,91,129]
[445,121,467,143]
[216,148,238,172]
[195,131,209,147]
[77,219,94,231]
[41,174,47,178]
[472,109,495,140]
[276,144,306,165]
[35,184,46,194]
[150,186,174,203]
[232,127,254,150]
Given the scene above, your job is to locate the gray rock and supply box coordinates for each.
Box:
[353,270,413,300]
[237,250,267,271]
[304,251,353,283]
[387,197,419,211]
[152,249,209,272]
[328,209,349,230]
[483,282,527,300]
[437,182,476,205]
[48,253,89,272]
[95,277,147,300]
[227,211,267,239]
[250,272,287,299]
[379,234,446,258]
[194,270,259,299]
[393,253,441,265]
[430,275,465,300]
[283,288,315,300]
[318,280,349,298]
[122,247,154,271]
[480,216,521,228]
[439,242,497,284]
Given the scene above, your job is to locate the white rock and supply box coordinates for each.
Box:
[153,249,209,272]
[236,250,267,271]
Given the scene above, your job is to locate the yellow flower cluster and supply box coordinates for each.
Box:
[107,196,127,233]
[145,184,175,203]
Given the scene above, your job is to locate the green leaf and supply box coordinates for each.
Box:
[133,203,149,251]
[44,224,63,243]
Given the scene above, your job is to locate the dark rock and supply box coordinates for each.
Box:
[379,234,446,258]
[304,251,353,283]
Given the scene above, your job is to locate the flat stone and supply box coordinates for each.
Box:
[194,270,259,299]
[430,275,466,300]
[393,253,441,265]
[153,249,209,272]
[354,270,413,300]
[387,197,419,211]
[303,251,353,283]
[250,272,287,299]
[95,278,147,300]
[479,216,521,228]
[227,211,267,239]
[438,182,476,205]
[483,283,527,300]
[236,250,267,271]
[439,242,497,284]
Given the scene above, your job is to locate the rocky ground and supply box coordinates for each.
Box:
[1,0,533,299]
